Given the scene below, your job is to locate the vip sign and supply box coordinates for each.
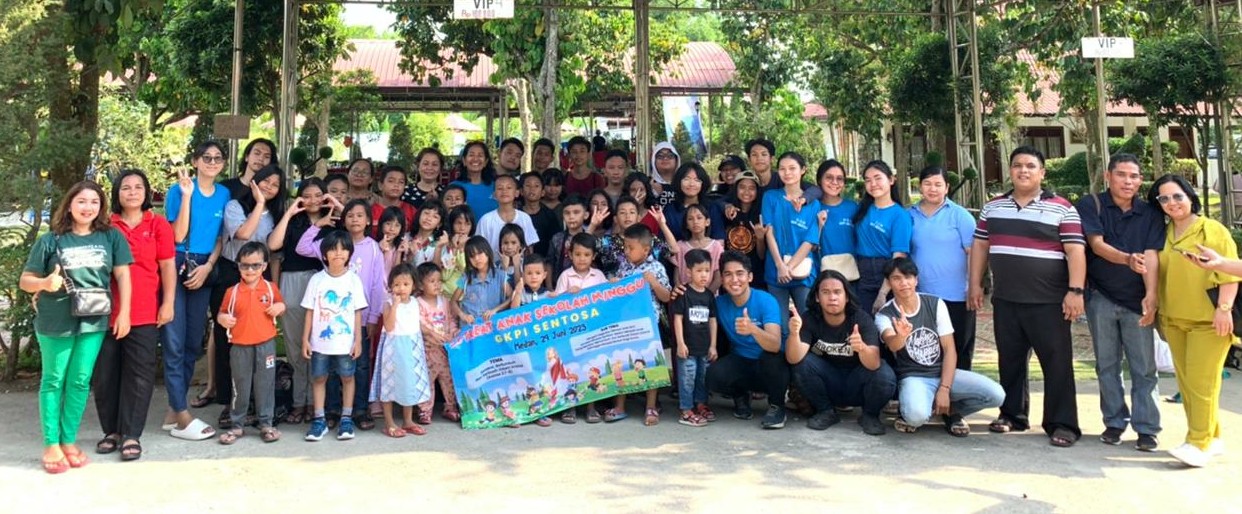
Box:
[1081,37,1135,59]
[453,0,514,19]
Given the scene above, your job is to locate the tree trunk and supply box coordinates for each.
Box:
[534,4,560,146]
[1083,107,1103,194]
[507,79,534,165]
[316,98,330,176]
[1150,116,1164,176]
[893,123,909,204]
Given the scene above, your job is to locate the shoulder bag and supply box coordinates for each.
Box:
[54,235,112,317]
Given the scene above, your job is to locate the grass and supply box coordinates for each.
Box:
[971,359,1099,383]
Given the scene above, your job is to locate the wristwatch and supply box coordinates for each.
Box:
[1219,303,1233,312]
[1067,287,1085,295]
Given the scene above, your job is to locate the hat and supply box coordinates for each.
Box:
[734,170,760,186]
[718,155,746,171]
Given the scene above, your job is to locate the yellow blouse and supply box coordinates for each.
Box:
[1157,216,1242,322]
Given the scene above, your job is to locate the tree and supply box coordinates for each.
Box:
[93,92,190,192]
[671,121,694,162]
[718,1,801,114]
[1111,32,1233,182]
[711,89,826,166]
[388,116,415,169]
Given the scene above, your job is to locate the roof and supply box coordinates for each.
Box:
[1014,50,1146,117]
[804,102,828,120]
[333,39,737,96]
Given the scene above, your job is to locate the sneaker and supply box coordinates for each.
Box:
[336,417,356,440]
[807,410,841,431]
[859,414,886,436]
[732,396,753,420]
[1169,443,1210,468]
[1135,433,1159,452]
[304,418,327,442]
[761,405,786,429]
[1100,427,1124,445]
[1208,439,1226,457]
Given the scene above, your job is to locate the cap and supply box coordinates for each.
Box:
[718,155,746,172]
[734,170,760,186]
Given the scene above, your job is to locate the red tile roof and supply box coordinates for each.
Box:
[334,40,736,91]
[804,102,828,120]
[1014,50,1146,116]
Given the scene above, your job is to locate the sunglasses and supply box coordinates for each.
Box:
[238,263,266,271]
[199,155,225,164]
[1156,193,1188,204]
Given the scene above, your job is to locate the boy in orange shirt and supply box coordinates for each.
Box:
[216,242,286,444]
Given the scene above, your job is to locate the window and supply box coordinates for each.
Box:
[1020,127,1065,159]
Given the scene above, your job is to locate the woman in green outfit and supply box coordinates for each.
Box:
[21,181,133,474]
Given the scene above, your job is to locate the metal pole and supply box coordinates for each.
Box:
[1208,0,1235,224]
[966,4,987,209]
[1091,3,1109,195]
[230,0,245,175]
[634,0,651,174]
[279,0,299,174]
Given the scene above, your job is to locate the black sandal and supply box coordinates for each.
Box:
[1050,428,1077,448]
[943,414,970,437]
[356,413,376,431]
[217,408,234,430]
[95,434,120,455]
[119,441,142,462]
[189,388,214,409]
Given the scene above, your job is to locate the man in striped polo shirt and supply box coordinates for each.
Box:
[967,146,1085,448]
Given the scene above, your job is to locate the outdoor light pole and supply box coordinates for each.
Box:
[229,0,244,173]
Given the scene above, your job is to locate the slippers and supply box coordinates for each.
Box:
[1050,428,1077,448]
[943,414,970,438]
[95,435,120,455]
[218,428,243,445]
[189,389,214,409]
[119,441,142,462]
[161,422,177,431]
[402,424,427,436]
[260,427,281,443]
[62,448,88,468]
[42,456,69,475]
[170,418,216,441]
[385,425,406,438]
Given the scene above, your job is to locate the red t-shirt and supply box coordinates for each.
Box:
[371,202,417,239]
[563,171,606,199]
[110,211,176,326]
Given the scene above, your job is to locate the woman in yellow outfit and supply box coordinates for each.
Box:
[1149,174,1237,468]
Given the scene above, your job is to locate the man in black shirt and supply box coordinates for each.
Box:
[786,270,895,435]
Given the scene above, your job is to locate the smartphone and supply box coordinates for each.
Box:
[1179,249,1210,262]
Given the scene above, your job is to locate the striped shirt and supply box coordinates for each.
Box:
[974,190,1084,304]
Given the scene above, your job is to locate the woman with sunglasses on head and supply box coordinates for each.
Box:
[1149,174,1238,468]
[22,181,133,473]
[91,170,174,463]
[449,141,499,216]
[161,142,230,442]
[209,164,286,429]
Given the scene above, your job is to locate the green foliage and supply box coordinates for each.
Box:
[718,2,800,105]
[93,91,188,192]
[1046,152,1090,187]
[1169,158,1201,181]
[888,33,955,128]
[712,89,826,166]
[0,237,38,380]
[387,117,415,169]
[671,121,694,162]
[800,40,884,139]
[1111,32,1233,129]
[406,113,452,153]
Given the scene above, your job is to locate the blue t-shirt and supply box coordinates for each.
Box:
[854,203,913,258]
[909,200,975,302]
[458,267,507,319]
[450,180,498,217]
[716,289,785,359]
[760,189,820,289]
[165,181,230,254]
[664,200,727,241]
[811,199,859,258]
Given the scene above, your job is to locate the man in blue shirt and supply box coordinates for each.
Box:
[707,251,790,428]
[1075,153,1164,452]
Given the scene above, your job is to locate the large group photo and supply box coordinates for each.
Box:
[3,0,1242,511]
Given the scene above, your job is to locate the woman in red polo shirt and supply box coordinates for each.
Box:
[92,170,175,462]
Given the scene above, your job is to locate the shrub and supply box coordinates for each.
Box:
[1046,151,1090,187]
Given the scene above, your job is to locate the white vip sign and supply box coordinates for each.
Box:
[1081,37,1135,59]
[454,0,515,19]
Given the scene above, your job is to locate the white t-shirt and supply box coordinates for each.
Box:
[384,297,423,338]
[301,269,370,355]
[477,209,540,256]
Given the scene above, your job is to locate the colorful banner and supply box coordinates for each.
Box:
[446,275,671,429]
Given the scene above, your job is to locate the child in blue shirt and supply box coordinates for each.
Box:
[452,236,511,324]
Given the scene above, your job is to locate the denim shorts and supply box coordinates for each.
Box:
[310,352,356,379]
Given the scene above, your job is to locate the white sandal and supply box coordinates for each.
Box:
[170,418,216,441]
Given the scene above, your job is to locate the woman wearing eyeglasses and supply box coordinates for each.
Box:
[345,158,376,203]
[208,164,286,429]
[161,141,231,442]
[1149,173,1238,468]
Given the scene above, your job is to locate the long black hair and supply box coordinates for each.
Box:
[1147,173,1201,215]
[804,270,860,325]
[453,141,496,185]
[673,162,711,207]
[852,160,901,226]
[236,164,287,220]
[239,138,278,174]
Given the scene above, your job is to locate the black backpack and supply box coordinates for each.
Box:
[272,359,295,425]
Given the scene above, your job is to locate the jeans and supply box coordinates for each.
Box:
[678,355,710,410]
[898,371,1005,428]
[769,286,809,328]
[856,257,890,313]
[161,253,213,413]
[706,351,790,403]
[326,328,371,416]
[92,325,159,440]
[1086,292,1161,435]
[792,355,896,416]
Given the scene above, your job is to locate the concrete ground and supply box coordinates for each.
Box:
[0,376,1238,513]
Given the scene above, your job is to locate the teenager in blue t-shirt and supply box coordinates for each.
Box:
[707,251,791,429]
[852,160,912,314]
[448,141,498,216]
[813,159,859,262]
[761,152,821,328]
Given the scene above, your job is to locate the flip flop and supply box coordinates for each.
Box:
[62,448,89,468]
[384,425,406,438]
[402,424,427,436]
[95,435,120,455]
[218,428,243,445]
[260,427,281,443]
[943,414,970,438]
[189,389,214,409]
[170,418,216,441]
[1050,428,1077,448]
[42,456,69,475]
[119,441,142,462]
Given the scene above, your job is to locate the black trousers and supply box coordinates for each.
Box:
[991,298,1080,438]
[944,300,977,371]
[92,325,159,440]
[705,351,790,404]
[210,259,241,408]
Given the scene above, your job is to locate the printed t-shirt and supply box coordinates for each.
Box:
[875,294,953,379]
[670,287,717,356]
[24,229,134,337]
[797,306,880,368]
[301,269,369,355]
[165,181,230,254]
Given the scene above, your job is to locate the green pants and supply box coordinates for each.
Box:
[38,331,106,446]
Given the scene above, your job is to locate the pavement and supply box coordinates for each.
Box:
[0,376,1239,513]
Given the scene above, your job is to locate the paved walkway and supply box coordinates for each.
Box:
[0,377,1237,513]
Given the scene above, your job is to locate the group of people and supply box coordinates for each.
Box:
[22,133,1236,474]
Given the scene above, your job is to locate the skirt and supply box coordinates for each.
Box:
[370,332,432,407]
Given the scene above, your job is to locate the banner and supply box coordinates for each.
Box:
[446,275,671,429]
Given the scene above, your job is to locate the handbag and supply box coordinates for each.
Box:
[1205,287,1242,337]
[177,212,219,286]
[54,236,112,317]
[783,255,812,280]
[819,253,861,282]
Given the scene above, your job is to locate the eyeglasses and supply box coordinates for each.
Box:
[238,263,266,271]
[655,153,675,160]
[1156,193,1188,204]
[200,156,225,164]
